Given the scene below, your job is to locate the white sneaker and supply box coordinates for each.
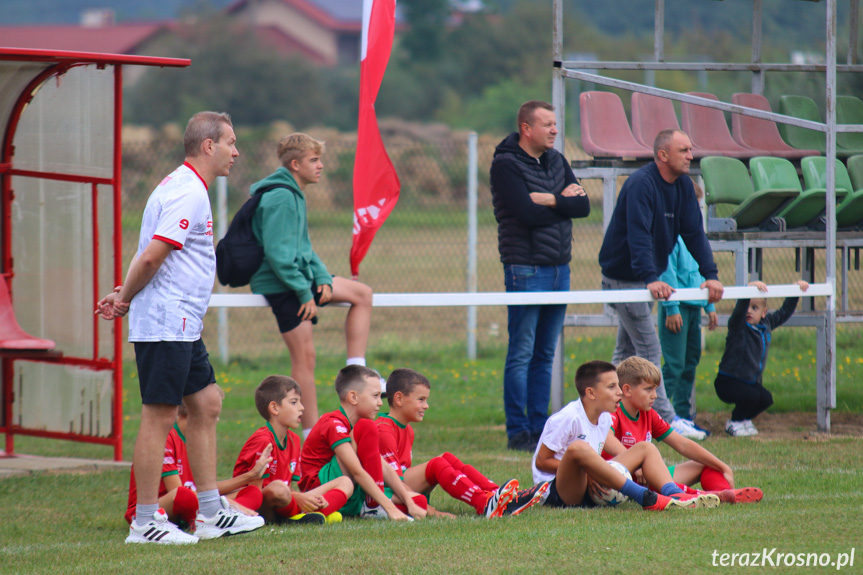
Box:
[126,509,198,545]
[360,500,414,521]
[672,417,707,441]
[194,497,265,540]
[743,420,759,435]
[725,419,751,437]
[360,500,389,519]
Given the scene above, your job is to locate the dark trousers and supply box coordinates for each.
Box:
[714,373,773,421]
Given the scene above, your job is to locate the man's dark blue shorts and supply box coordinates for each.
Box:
[134,339,216,405]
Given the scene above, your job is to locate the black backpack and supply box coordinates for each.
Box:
[216,184,283,287]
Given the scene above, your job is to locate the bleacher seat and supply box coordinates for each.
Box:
[750,156,834,229]
[701,156,794,231]
[681,92,766,159]
[731,93,820,159]
[806,155,863,229]
[579,91,653,159]
[630,92,681,149]
[836,96,863,153]
[0,276,55,351]
[778,95,863,157]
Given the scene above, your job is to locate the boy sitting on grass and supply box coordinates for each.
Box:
[377,368,547,518]
[125,392,268,529]
[233,375,353,524]
[602,357,763,504]
[298,365,427,521]
[532,360,719,510]
[716,280,809,437]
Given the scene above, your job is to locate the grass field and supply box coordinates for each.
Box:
[1,332,861,575]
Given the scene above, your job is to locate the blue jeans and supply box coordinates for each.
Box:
[601,275,676,422]
[503,263,569,439]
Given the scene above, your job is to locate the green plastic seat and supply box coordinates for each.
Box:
[778,95,863,158]
[750,156,825,228]
[701,156,796,230]
[778,95,825,153]
[836,96,863,152]
[839,155,863,228]
[801,156,861,229]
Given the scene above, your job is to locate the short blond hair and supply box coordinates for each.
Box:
[277,133,325,169]
[617,356,661,388]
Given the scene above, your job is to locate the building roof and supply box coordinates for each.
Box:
[226,0,404,29]
[0,23,169,54]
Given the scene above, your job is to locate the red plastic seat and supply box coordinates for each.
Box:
[630,92,682,149]
[731,93,820,159]
[579,91,653,159]
[0,276,55,350]
[681,92,765,159]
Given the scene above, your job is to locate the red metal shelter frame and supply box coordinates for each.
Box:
[0,48,189,460]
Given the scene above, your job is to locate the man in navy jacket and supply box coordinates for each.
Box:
[598,129,723,425]
[491,101,591,451]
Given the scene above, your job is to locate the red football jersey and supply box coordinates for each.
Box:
[298,408,353,492]
[604,404,673,460]
[234,423,301,488]
[125,424,194,523]
[376,414,414,478]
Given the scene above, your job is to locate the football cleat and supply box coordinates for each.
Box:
[484,478,519,518]
[503,482,550,516]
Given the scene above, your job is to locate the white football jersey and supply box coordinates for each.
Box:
[128,163,215,342]
[532,398,612,485]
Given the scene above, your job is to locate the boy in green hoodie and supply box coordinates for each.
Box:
[250,133,374,437]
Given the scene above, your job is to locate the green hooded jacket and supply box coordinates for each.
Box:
[249,167,332,303]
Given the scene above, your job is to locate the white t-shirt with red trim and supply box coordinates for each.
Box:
[128,163,215,342]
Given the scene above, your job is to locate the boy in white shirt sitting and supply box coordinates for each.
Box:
[531,360,719,510]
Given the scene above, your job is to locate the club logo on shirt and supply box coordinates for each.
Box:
[645,431,653,442]
[205,220,213,236]
[622,431,636,448]
[179,219,189,230]
[290,461,296,473]
[597,441,604,454]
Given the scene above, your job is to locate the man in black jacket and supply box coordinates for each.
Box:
[490,101,591,451]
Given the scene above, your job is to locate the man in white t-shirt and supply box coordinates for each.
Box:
[97,112,264,544]
[531,360,719,511]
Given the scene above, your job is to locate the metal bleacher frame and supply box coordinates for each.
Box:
[550,0,863,431]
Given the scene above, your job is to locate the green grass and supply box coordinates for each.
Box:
[1,335,862,574]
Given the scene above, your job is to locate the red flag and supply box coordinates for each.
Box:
[350,0,400,278]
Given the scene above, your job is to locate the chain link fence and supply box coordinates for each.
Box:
[119,124,862,362]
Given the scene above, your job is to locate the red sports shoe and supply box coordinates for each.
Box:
[670,492,720,508]
[710,487,764,504]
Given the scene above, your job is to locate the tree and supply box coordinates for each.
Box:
[124,16,331,127]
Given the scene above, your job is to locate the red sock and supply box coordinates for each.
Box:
[233,485,263,513]
[354,419,385,507]
[275,498,301,518]
[395,494,429,515]
[322,488,348,516]
[173,486,199,525]
[426,455,487,514]
[700,467,732,490]
[676,482,700,495]
[441,452,497,491]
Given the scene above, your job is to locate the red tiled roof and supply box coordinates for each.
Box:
[225,0,361,31]
[0,23,168,54]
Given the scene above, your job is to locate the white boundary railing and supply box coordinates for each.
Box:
[209,283,836,430]
[209,284,829,308]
